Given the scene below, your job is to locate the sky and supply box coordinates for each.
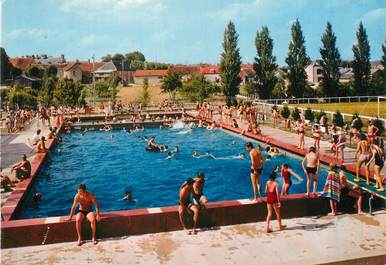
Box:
[2,0,386,65]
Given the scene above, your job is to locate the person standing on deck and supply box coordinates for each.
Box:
[67,184,101,246]
[302,147,320,197]
[354,134,370,184]
[246,142,265,201]
[297,119,305,150]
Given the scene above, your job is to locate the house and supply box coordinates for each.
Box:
[240,64,254,85]
[78,61,104,84]
[200,65,221,84]
[9,57,34,72]
[15,74,41,90]
[305,61,323,87]
[339,68,354,83]
[63,61,82,82]
[168,65,201,81]
[33,54,66,65]
[93,61,118,81]
[133,70,168,85]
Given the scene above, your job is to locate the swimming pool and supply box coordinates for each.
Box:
[17,124,333,219]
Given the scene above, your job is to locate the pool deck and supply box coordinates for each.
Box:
[1,211,385,265]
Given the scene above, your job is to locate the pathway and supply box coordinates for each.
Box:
[2,212,385,265]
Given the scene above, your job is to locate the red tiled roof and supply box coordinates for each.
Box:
[63,61,79,71]
[9,57,34,71]
[79,61,105,72]
[240,64,254,78]
[200,65,220,75]
[168,65,201,75]
[133,69,168,77]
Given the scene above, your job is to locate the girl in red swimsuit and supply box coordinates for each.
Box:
[265,171,286,233]
[281,164,292,196]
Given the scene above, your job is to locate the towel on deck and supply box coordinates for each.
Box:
[321,171,341,202]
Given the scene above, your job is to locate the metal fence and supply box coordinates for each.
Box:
[237,94,385,105]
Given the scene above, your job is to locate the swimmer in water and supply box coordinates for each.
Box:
[231,140,236,145]
[173,146,180,153]
[122,191,132,201]
[166,152,174,159]
[192,150,201,158]
[33,192,42,203]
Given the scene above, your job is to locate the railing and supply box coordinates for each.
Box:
[249,100,386,128]
[237,94,385,105]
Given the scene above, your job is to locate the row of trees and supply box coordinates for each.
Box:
[4,64,120,109]
[101,51,169,71]
[219,20,386,105]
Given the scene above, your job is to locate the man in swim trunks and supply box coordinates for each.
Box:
[67,184,101,246]
[246,142,265,201]
[354,133,370,184]
[178,178,200,235]
[11,154,31,180]
[193,172,208,208]
[302,146,320,197]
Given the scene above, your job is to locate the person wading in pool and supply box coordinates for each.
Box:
[67,184,101,246]
[302,146,320,197]
[246,142,265,201]
[178,178,200,235]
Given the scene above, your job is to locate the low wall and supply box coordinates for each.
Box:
[1,194,330,248]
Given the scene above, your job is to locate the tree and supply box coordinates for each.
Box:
[101,54,112,62]
[140,77,150,107]
[144,62,169,70]
[352,22,371,95]
[38,75,57,106]
[0,47,21,83]
[333,111,344,127]
[45,65,58,77]
[125,51,145,63]
[161,71,182,99]
[7,84,37,109]
[220,21,241,106]
[371,42,386,95]
[253,26,277,99]
[291,107,300,121]
[95,80,110,98]
[26,65,44,79]
[180,74,218,103]
[285,19,310,98]
[130,60,145,70]
[53,78,83,106]
[304,108,315,122]
[351,113,363,130]
[281,106,290,119]
[320,22,341,97]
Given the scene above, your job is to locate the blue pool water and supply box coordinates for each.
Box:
[18,125,333,219]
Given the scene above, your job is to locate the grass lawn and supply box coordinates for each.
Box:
[293,102,386,118]
[116,84,169,105]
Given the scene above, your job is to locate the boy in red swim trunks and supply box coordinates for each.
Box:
[265,171,286,233]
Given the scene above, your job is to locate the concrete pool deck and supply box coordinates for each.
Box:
[2,212,385,265]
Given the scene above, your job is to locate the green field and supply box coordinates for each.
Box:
[294,102,386,118]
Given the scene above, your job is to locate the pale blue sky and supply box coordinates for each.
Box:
[2,0,386,65]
